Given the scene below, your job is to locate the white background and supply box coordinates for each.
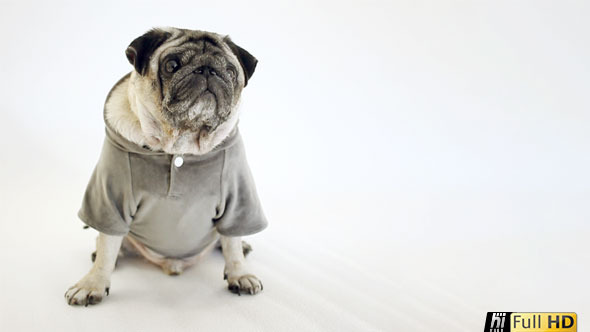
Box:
[1,0,589,331]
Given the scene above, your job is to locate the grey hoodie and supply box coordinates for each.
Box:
[78,113,268,259]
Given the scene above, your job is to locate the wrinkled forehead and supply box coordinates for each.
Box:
[148,29,239,73]
[160,38,227,64]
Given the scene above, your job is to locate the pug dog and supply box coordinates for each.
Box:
[65,27,267,306]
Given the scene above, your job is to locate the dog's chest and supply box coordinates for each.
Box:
[129,151,223,199]
[126,150,224,257]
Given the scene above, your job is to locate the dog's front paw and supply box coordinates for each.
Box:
[225,271,263,295]
[65,272,110,306]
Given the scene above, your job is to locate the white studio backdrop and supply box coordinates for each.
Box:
[0,1,589,331]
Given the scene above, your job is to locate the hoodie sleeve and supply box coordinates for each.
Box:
[78,137,136,236]
[214,136,268,237]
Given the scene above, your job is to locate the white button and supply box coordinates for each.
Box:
[174,156,184,167]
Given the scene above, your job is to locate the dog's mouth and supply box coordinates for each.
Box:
[195,124,211,149]
[199,89,214,99]
[162,66,234,129]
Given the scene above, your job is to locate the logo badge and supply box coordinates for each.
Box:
[484,312,576,332]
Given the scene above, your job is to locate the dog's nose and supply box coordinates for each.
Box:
[195,66,217,77]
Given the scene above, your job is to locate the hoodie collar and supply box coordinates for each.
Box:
[103,92,239,157]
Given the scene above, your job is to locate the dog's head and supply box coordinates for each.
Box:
[124,27,257,154]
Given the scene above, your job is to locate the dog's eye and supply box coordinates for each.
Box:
[227,66,237,81]
[165,60,180,73]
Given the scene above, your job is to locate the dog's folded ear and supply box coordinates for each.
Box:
[126,29,171,76]
[223,36,258,87]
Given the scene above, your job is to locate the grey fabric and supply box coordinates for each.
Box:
[78,114,267,258]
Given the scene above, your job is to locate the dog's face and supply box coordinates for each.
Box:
[124,28,257,154]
